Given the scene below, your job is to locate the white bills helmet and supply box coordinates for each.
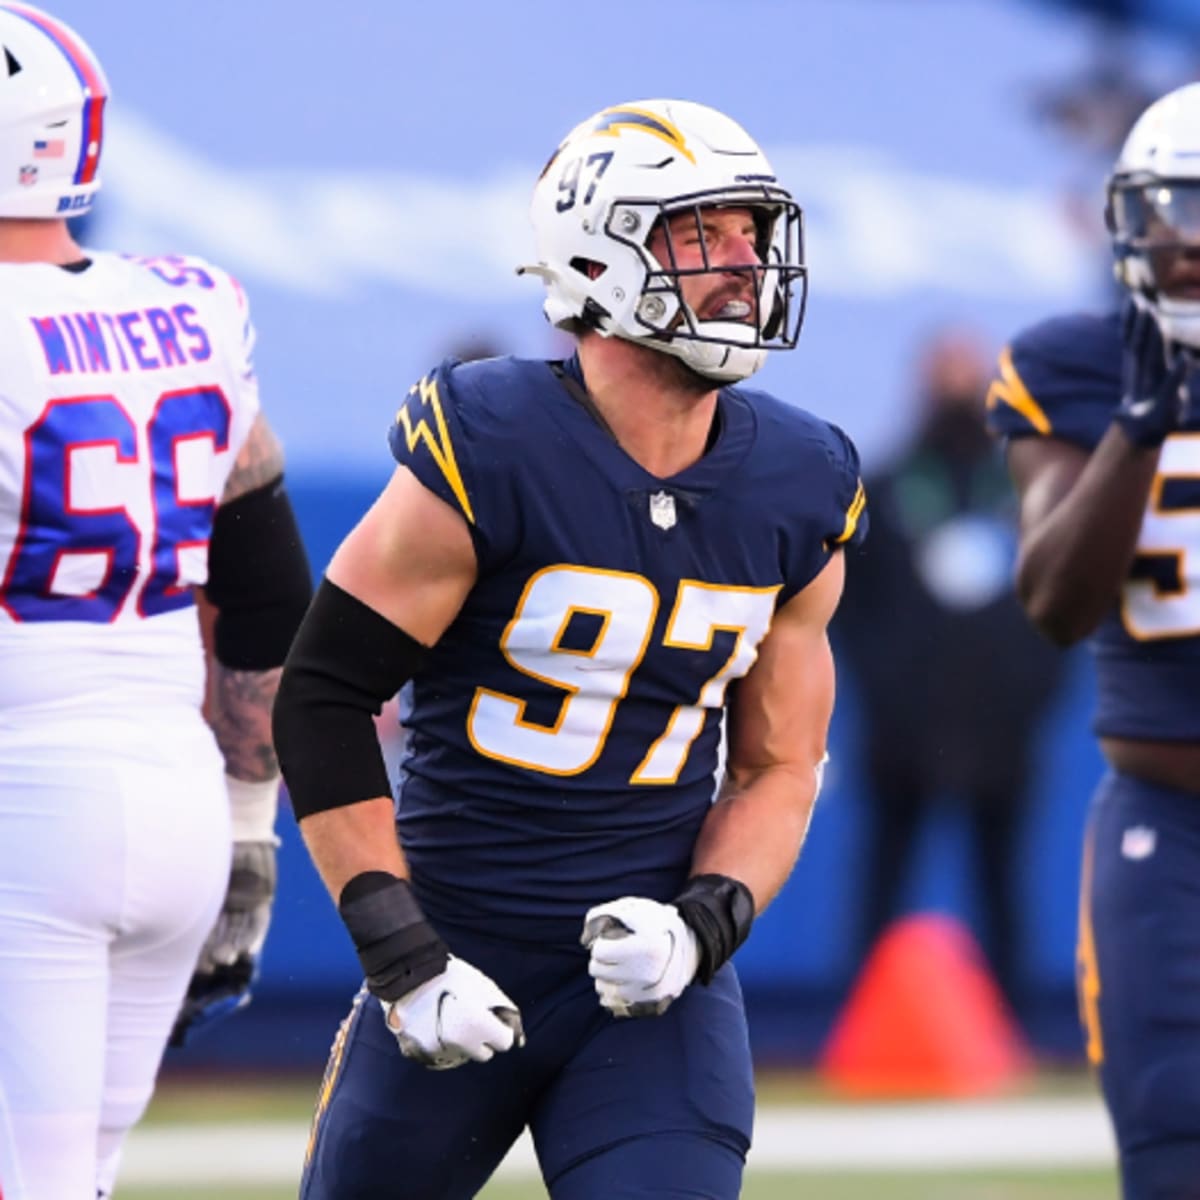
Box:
[519,99,807,383]
[1108,82,1200,348]
[0,2,107,218]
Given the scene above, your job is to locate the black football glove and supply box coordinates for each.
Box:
[169,839,277,1047]
[1114,298,1195,447]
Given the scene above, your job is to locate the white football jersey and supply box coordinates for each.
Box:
[0,251,261,747]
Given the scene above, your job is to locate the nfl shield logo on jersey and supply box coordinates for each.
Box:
[18,164,37,187]
[649,490,676,530]
[1121,825,1157,860]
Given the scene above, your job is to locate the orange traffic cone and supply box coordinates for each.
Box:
[819,912,1032,1097]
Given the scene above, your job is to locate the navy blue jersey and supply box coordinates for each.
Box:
[386,355,866,940]
[986,311,1200,742]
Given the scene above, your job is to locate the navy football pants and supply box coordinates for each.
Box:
[300,925,753,1199]
[1082,771,1200,1199]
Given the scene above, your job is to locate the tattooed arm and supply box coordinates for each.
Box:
[200,413,290,783]
[221,412,286,504]
[202,621,283,783]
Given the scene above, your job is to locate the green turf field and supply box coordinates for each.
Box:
[118,1073,1119,1199]
[121,1169,1119,1200]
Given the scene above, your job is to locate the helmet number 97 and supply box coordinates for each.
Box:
[556,151,614,214]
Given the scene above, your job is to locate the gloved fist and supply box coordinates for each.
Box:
[1115,298,1195,447]
[381,954,525,1070]
[581,896,700,1018]
[170,839,277,1046]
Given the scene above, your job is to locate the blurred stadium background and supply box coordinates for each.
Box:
[47,0,1199,1192]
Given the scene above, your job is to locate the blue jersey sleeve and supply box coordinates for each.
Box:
[824,421,869,553]
[746,391,868,603]
[985,311,1122,450]
[387,358,520,570]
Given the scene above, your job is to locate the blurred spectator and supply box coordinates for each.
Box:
[835,328,1068,1012]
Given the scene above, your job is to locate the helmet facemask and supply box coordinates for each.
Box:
[605,188,808,382]
[1107,84,1200,348]
[1110,179,1200,303]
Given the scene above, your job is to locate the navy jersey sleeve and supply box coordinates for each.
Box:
[825,422,869,553]
[387,358,520,569]
[985,311,1122,450]
[774,412,868,604]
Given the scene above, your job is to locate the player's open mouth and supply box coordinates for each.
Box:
[708,299,754,322]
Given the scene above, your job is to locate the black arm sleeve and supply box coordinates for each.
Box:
[205,476,313,670]
[271,578,430,819]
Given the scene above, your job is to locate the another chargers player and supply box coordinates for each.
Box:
[0,5,312,1197]
[275,99,866,1199]
[987,83,1200,1200]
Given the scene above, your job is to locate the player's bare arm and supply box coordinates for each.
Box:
[693,549,845,911]
[195,588,280,782]
[290,464,478,900]
[200,412,298,783]
[1006,431,1159,645]
[173,405,312,1046]
[220,412,285,503]
[275,467,524,1070]
[326,464,478,651]
[582,552,846,1021]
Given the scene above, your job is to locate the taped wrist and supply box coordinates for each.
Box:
[272,578,430,819]
[337,873,449,1002]
[673,874,755,985]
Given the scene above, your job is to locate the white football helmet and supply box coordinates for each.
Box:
[0,2,107,219]
[1108,82,1200,348]
[518,99,807,383]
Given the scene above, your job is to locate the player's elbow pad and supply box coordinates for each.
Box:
[204,476,314,669]
[271,578,430,819]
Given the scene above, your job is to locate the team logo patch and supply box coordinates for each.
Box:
[649,490,676,530]
[395,375,475,525]
[1121,825,1157,860]
[587,106,696,164]
[18,164,37,186]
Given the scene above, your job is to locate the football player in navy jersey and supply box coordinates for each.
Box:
[274,99,866,1200]
[987,82,1200,1200]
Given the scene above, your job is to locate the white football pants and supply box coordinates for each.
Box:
[0,725,229,1199]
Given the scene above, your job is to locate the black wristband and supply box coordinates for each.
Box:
[673,873,755,985]
[336,872,449,1002]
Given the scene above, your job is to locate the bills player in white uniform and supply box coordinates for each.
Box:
[0,5,312,1196]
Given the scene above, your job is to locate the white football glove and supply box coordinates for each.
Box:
[581,896,701,1018]
[380,954,525,1070]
